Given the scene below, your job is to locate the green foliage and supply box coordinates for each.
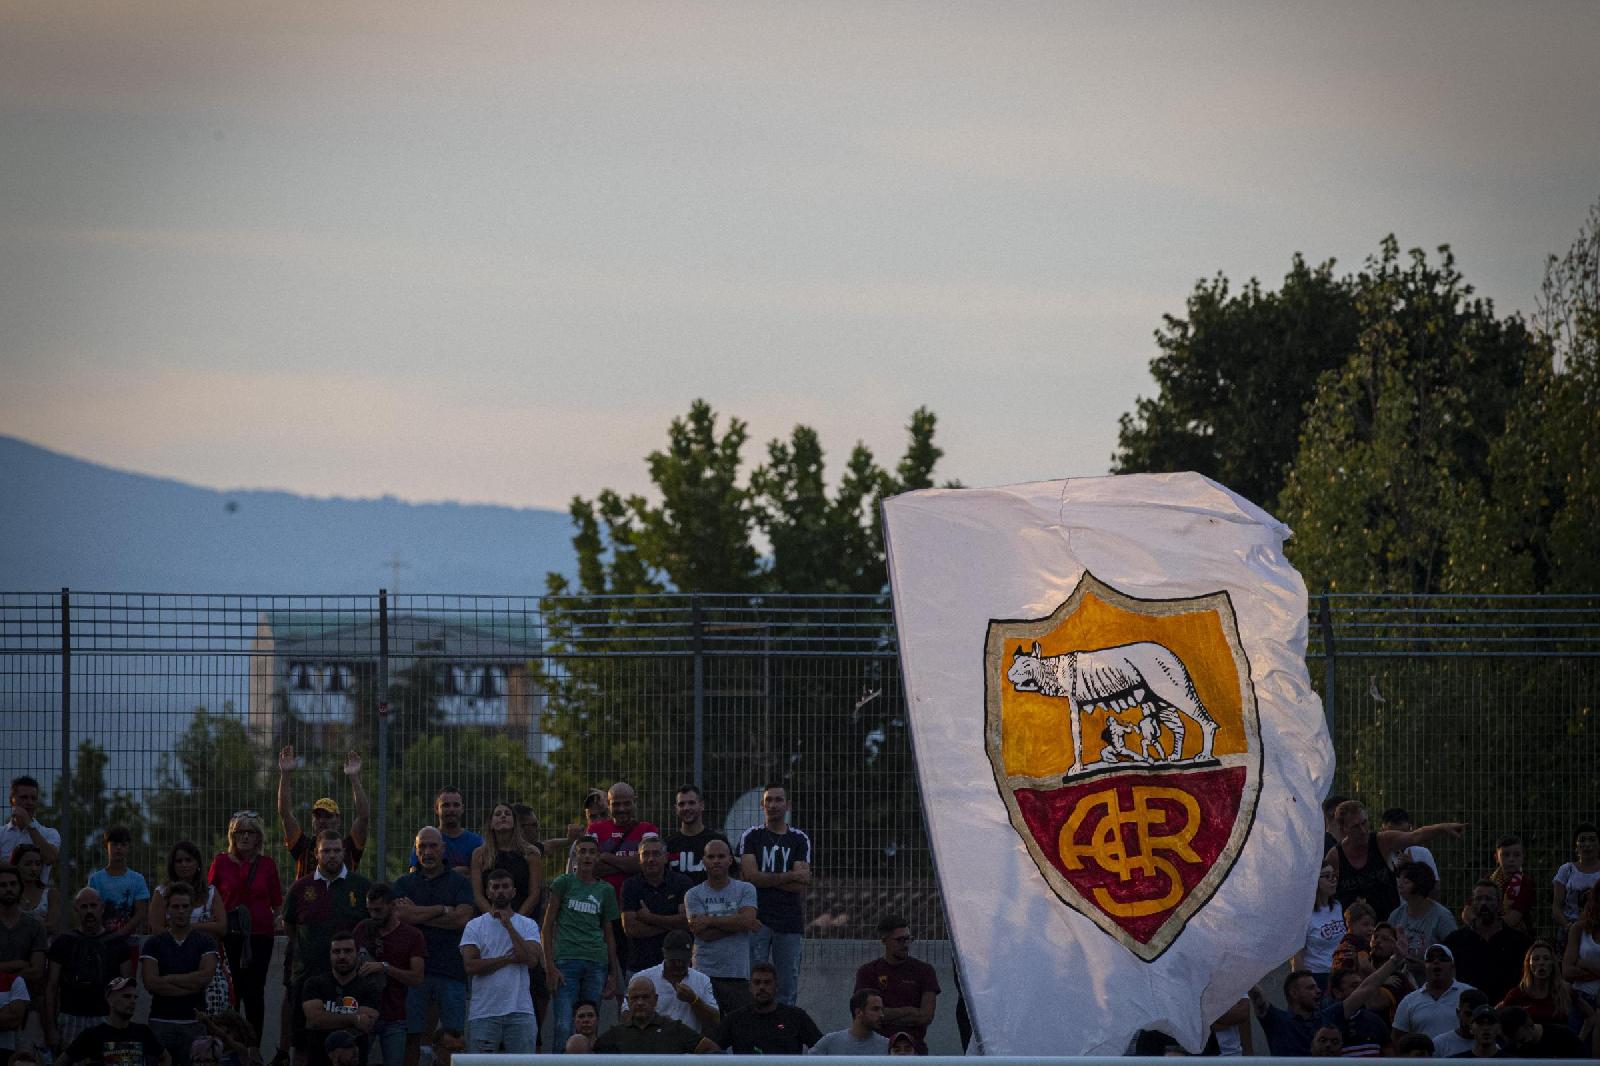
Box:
[548,400,947,597]
[1113,255,1361,507]
[40,740,150,879]
[1445,206,1600,593]
[145,706,275,862]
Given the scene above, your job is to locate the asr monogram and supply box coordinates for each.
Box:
[1057,786,1201,919]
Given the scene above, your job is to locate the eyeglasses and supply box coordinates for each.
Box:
[889,935,914,943]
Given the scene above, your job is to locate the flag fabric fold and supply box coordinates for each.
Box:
[883,472,1332,1055]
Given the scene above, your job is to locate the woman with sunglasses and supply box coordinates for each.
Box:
[207,812,281,1050]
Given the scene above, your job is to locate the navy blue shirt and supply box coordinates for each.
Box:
[392,868,475,982]
[620,870,693,972]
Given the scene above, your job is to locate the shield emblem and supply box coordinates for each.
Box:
[984,572,1262,961]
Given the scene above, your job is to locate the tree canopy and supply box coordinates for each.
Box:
[547,401,946,597]
[1116,209,1600,595]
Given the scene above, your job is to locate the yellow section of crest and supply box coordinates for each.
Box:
[1001,592,1247,778]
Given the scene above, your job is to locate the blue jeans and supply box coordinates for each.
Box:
[373,1020,407,1066]
[404,974,467,1035]
[548,958,608,1053]
[467,1013,536,1054]
[749,927,803,1005]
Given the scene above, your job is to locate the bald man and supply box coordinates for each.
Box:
[587,783,660,898]
[44,888,136,1052]
[592,977,717,1055]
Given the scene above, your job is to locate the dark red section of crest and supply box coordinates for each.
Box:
[1014,766,1245,943]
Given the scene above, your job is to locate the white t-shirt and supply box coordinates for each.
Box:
[460,912,541,1021]
[1391,981,1473,1039]
[1554,863,1600,924]
[1298,901,1346,973]
[0,821,62,885]
[0,972,31,1051]
[632,962,718,1031]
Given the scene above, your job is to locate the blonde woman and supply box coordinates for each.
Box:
[468,802,542,918]
[207,811,281,1048]
[1499,940,1572,1025]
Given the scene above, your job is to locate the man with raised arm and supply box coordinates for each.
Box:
[278,747,371,880]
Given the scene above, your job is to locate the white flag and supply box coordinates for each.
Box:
[883,473,1332,1055]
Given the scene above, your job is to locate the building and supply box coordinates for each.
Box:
[248,611,545,753]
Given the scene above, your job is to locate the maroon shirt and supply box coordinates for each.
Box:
[354,919,427,1021]
[855,956,942,1051]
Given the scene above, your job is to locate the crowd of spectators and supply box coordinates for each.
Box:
[9,755,1596,1061]
[1240,798,1600,1059]
[1,764,947,1063]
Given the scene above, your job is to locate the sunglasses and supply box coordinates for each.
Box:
[231,810,260,821]
[107,976,135,992]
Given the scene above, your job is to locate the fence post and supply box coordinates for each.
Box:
[692,595,705,788]
[376,589,390,882]
[1318,589,1337,738]
[59,588,72,881]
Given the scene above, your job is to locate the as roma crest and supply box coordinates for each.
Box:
[984,573,1262,961]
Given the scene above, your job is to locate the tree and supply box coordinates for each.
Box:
[41,739,149,879]
[1113,255,1361,507]
[145,705,276,864]
[547,400,948,596]
[1445,202,1600,593]
[535,402,949,882]
[1277,239,1537,593]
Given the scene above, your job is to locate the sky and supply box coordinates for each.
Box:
[3,1,1597,511]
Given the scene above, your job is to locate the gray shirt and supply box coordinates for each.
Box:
[684,878,757,979]
[809,1028,890,1055]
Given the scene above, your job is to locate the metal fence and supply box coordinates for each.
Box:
[1,590,1596,957]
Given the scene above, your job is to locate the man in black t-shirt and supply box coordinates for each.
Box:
[715,963,822,1054]
[299,932,382,1066]
[1498,1005,1584,1059]
[138,884,218,1066]
[44,888,136,1053]
[664,786,726,887]
[62,977,167,1066]
[735,786,812,1006]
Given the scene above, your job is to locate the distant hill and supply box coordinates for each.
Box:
[0,436,576,593]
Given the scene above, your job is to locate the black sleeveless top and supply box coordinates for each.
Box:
[1335,831,1399,916]
[481,848,531,912]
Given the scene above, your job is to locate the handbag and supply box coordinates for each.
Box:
[203,951,236,1015]
[225,857,259,969]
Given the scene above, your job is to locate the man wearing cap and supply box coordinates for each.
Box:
[631,932,720,1034]
[1429,990,1493,1058]
[1392,944,1476,1043]
[321,1032,359,1066]
[279,747,371,881]
[1452,1004,1506,1059]
[61,977,167,1066]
